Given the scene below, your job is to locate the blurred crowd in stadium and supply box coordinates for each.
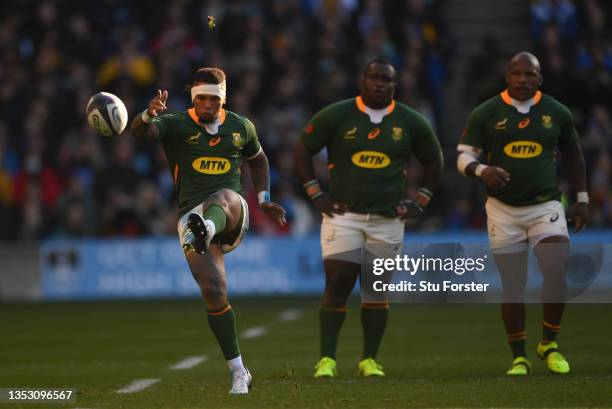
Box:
[0,0,609,241]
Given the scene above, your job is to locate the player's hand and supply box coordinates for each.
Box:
[569,201,589,233]
[395,198,424,220]
[312,193,348,217]
[261,201,287,225]
[481,166,511,190]
[148,90,168,117]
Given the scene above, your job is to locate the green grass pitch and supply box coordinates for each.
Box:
[1,298,611,408]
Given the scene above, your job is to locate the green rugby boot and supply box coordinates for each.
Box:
[314,357,337,378]
[506,356,531,376]
[358,358,385,377]
[537,341,570,374]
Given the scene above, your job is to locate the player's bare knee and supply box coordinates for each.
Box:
[323,283,351,307]
[205,189,241,219]
[321,294,348,308]
[202,282,227,306]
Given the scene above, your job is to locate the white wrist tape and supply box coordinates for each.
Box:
[258,191,271,205]
[474,164,488,178]
[577,191,589,203]
[191,82,226,103]
[456,144,483,177]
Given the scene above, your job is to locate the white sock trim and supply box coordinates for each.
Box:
[227,355,246,374]
[204,219,216,237]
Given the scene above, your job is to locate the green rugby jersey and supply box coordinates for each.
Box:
[460,90,579,206]
[301,96,442,217]
[151,108,261,217]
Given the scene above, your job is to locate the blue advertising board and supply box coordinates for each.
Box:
[40,231,612,300]
[41,237,324,299]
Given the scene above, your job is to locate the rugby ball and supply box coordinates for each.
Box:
[86,92,128,137]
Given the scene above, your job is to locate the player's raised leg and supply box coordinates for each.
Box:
[534,235,571,374]
[187,188,243,255]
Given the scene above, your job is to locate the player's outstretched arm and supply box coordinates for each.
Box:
[246,151,287,225]
[131,90,168,141]
[292,139,348,217]
[562,144,589,232]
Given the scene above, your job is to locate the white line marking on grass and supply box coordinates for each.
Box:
[241,326,267,339]
[169,355,208,370]
[278,309,302,322]
[116,378,160,394]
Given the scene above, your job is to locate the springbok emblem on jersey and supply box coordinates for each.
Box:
[542,115,553,129]
[392,127,403,141]
[495,118,507,130]
[186,133,201,144]
[344,127,357,139]
[232,132,244,147]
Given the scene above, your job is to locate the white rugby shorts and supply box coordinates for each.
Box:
[178,195,249,254]
[320,212,404,262]
[486,197,568,253]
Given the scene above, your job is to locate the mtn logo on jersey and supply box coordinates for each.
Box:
[192,157,231,174]
[504,141,543,158]
[351,151,390,169]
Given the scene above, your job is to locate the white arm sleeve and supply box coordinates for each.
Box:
[456,144,483,177]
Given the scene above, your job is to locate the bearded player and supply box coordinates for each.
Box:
[457,52,589,375]
[294,59,443,378]
[131,67,286,393]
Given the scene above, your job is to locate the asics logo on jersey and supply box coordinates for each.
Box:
[367,128,381,139]
[351,151,390,169]
[504,141,543,158]
[192,157,231,174]
[209,136,221,147]
[518,118,531,129]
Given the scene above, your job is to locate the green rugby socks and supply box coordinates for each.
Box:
[507,331,527,358]
[542,320,561,343]
[361,303,388,359]
[208,304,240,360]
[319,306,347,359]
[202,204,227,235]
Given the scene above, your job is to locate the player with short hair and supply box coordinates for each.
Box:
[457,52,589,375]
[131,67,286,393]
[294,59,443,378]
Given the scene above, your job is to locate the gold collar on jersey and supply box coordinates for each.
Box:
[355,96,396,114]
[500,90,542,107]
[187,107,227,126]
